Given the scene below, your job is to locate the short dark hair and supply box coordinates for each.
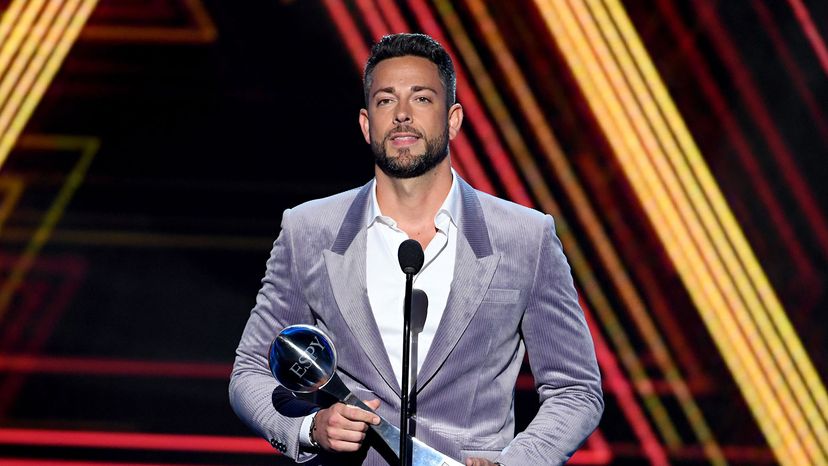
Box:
[363,33,456,108]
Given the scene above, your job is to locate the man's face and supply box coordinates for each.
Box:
[359,56,463,179]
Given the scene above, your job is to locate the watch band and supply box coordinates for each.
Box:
[308,411,321,448]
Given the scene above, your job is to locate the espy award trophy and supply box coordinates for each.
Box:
[268,324,463,466]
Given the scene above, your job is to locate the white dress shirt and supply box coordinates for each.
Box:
[366,171,460,388]
[300,171,460,446]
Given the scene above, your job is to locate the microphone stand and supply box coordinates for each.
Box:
[397,239,422,466]
[400,271,414,466]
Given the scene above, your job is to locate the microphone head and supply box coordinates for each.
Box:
[411,288,428,334]
[268,325,337,393]
[398,239,425,275]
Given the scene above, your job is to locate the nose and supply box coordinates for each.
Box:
[393,101,412,124]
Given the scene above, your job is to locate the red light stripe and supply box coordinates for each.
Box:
[568,450,610,465]
[355,0,387,40]
[331,0,496,194]
[753,1,828,146]
[694,0,828,258]
[450,133,496,195]
[518,299,667,464]
[608,442,775,462]
[404,0,534,207]
[570,430,612,465]
[0,428,272,454]
[373,0,408,33]
[578,158,707,380]
[654,0,816,281]
[582,299,669,466]
[0,257,87,415]
[321,0,369,66]
[0,459,214,466]
[0,354,230,378]
[787,0,828,77]
[375,0,498,195]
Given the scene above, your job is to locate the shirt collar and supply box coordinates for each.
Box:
[368,169,462,230]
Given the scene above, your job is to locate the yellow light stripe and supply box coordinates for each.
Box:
[537,0,828,463]
[0,135,99,322]
[453,0,725,453]
[436,0,678,445]
[539,3,800,462]
[537,0,802,463]
[604,0,828,454]
[551,0,808,462]
[0,176,25,233]
[600,0,828,459]
[0,0,27,57]
[0,0,44,78]
[582,0,826,462]
[0,0,53,112]
[0,0,99,169]
[596,3,828,459]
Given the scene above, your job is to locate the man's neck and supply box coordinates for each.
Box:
[375,160,453,245]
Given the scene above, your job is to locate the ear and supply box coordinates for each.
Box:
[447,103,463,140]
[359,108,371,144]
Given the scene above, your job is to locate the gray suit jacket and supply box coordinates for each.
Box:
[230,177,603,465]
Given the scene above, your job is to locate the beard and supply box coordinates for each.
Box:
[372,125,449,179]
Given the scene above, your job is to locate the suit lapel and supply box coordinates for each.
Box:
[417,178,500,390]
[323,182,400,394]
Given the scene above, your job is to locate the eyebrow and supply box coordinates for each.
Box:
[372,85,439,99]
[411,85,438,94]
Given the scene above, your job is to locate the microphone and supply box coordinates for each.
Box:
[408,288,428,438]
[397,239,423,466]
[411,289,428,334]
[398,239,424,275]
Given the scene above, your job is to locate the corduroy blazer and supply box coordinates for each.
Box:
[229,175,603,465]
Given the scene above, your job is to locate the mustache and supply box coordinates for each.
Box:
[383,125,423,142]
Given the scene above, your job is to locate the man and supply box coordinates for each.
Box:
[230,33,603,465]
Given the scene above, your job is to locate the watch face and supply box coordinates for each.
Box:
[268,324,337,393]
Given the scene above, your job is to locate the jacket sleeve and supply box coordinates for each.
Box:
[228,208,318,462]
[498,214,604,465]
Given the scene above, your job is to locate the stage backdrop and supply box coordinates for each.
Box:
[0,1,826,465]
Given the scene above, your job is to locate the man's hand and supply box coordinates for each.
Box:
[312,399,381,452]
[465,459,498,466]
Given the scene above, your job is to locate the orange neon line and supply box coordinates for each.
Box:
[80,0,216,43]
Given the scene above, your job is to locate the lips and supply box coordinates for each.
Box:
[387,130,421,148]
[390,134,418,147]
